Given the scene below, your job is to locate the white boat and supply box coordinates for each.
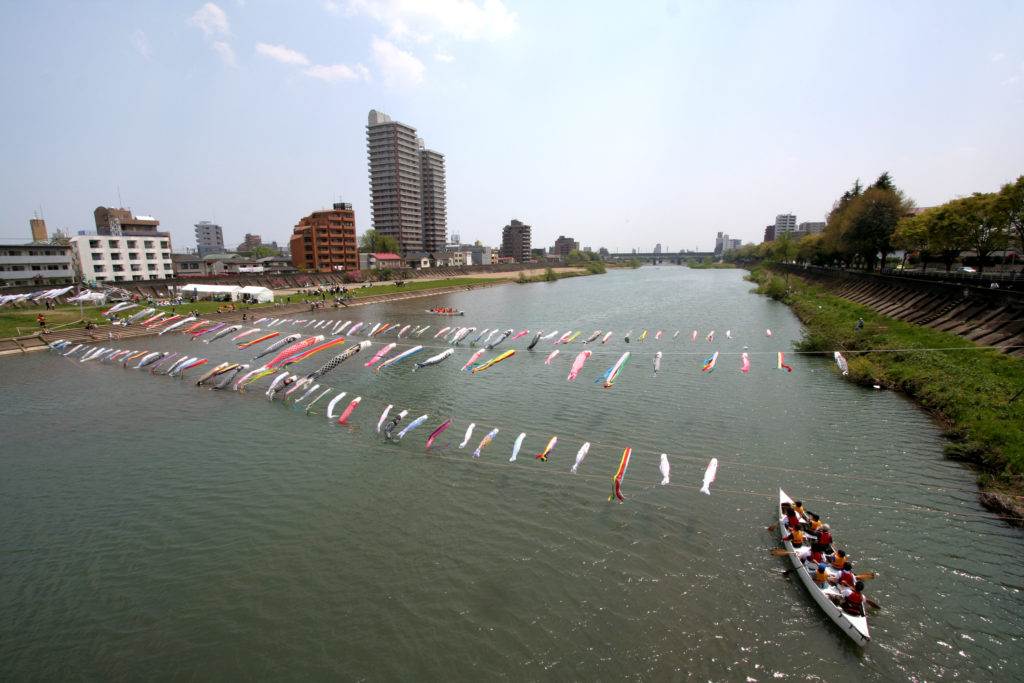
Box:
[777,489,870,647]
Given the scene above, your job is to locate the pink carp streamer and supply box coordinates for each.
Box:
[741,352,750,373]
[567,350,591,380]
[461,350,484,371]
[364,343,396,367]
[545,350,559,365]
[778,352,792,372]
[609,447,632,502]
[692,330,698,341]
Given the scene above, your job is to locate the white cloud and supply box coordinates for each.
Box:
[324,0,342,13]
[132,29,152,58]
[372,36,425,88]
[991,51,1006,62]
[303,63,370,82]
[434,50,454,63]
[256,42,310,66]
[188,3,231,38]
[212,41,237,67]
[347,0,517,42]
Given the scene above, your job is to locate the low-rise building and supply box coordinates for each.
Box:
[358,252,404,271]
[404,252,433,269]
[0,242,75,287]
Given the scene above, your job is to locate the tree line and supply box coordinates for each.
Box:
[728,173,1023,273]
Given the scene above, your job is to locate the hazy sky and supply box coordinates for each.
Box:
[2,1,1022,253]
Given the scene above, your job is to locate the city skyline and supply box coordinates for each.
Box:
[1,2,1021,255]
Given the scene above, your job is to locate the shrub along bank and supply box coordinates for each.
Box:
[747,265,1024,520]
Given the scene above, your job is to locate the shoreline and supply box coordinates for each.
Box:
[748,266,1024,525]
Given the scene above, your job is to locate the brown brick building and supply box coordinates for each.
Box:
[290,203,359,272]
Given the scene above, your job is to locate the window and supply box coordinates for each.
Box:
[110,253,121,260]
[144,240,154,248]
[112,264,124,272]
[147,264,157,271]
[126,240,137,248]
[93,265,105,272]
[128,253,139,260]
[108,240,119,249]
[130,264,141,271]
[160,241,168,248]
[162,253,170,259]
[163,264,172,270]
[89,240,101,248]
[145,253,155,260]
[91,253,103,260]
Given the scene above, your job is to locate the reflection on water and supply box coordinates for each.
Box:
[2,267,1022,680]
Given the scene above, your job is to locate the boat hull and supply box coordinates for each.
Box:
[777,489,870,647]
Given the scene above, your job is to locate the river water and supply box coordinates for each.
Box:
[2,267,1021,681]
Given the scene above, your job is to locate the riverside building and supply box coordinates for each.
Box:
[289,202,359,273]
[366,110,447,255]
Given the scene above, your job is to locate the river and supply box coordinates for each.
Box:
[1,266,1021,681]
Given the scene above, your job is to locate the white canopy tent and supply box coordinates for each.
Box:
[182,283,242,301]
[237,285,275,303]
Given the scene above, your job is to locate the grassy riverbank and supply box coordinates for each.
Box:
[747,265,1024,517]
[0,277,506,339]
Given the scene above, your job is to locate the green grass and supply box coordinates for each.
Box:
[750,268,1024,489]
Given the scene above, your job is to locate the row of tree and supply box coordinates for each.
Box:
[728,173,1023,273]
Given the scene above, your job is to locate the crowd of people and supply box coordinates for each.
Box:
[781,499,867,616]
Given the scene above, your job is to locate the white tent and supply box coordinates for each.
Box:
[237,285,275,303]
[183,283,242,301]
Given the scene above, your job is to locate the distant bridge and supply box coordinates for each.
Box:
[607,252,717,265]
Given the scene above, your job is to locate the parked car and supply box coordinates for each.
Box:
[958,266,977,273]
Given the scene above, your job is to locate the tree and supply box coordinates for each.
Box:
[359,229,401,255]
[796,233,825,265]
[891,212,932,270]
[950,193,1009,273]
[250,245,280,259]
[995,175,1024,260]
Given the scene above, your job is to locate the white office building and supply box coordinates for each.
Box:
[70,233,174,284]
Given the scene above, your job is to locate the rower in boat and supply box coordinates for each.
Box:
[838,581,867,616]
[830,564,856,589]
[782,525,806,548]
[829,549,849,570]
[811,524,834,555]
[812,563,830,589]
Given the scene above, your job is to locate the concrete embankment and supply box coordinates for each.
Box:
[788,266,1024,357]
[0,280,509,357]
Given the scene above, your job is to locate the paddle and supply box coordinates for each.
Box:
[856,572,876,580]
[865,597,880,609]
[767,521,779,532]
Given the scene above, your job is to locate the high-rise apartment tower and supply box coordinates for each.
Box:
[366,110,446,255]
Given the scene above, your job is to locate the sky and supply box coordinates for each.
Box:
[1,1,1022,254]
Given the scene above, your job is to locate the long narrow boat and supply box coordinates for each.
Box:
[424,309,465,316]
[777,489,870,647]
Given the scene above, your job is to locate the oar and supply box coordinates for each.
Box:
[771,548,800,556]
[767,521,779,532]
[856,572,876,580]
[865,597,880,609]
